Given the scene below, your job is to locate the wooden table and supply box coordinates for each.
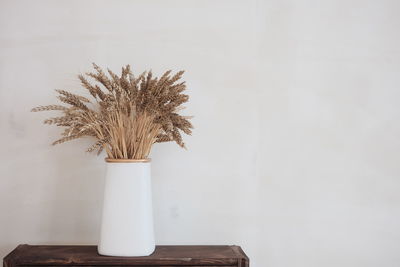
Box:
[4,245,249,267]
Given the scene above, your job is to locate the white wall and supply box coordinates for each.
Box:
[1,0,400,266]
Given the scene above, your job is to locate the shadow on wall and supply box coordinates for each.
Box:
[47,144,105,244]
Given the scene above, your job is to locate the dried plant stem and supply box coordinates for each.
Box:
[32,63,193,159]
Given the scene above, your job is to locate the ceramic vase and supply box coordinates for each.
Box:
[98,159,155,256]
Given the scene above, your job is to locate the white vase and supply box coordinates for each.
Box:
[98,159,155,256]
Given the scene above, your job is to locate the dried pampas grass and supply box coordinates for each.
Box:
[32,63,193,159]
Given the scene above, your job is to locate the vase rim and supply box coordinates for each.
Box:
[105,158,151,163]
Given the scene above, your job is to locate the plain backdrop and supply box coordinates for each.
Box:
[1,0,400,266]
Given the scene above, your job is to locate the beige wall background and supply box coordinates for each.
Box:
[1,0,400,266]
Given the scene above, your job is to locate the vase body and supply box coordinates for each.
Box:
[98,159,155,256]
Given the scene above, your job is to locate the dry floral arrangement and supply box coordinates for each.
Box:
[32,63,193,159]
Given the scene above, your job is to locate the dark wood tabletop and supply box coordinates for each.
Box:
[3,244,249,267]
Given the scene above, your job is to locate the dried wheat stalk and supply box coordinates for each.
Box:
[32,63,193,159]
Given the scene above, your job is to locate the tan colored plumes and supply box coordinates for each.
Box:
[44,116,77,125]
[32,63,193,159]
[31,105,68,112]
[78,74,106,100]
[56,90,91,103]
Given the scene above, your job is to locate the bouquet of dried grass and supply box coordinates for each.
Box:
[32,63,193,159]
